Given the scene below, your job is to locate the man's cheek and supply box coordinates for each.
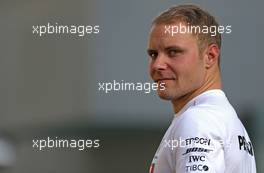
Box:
[149,69,155,80]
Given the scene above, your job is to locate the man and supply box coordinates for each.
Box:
[147,4,256,173]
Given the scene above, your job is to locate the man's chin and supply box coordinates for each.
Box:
[157,91,173,100]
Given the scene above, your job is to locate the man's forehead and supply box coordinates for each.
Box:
[148,23,196,49]
[148,35,176,49]
[149,24,170,38]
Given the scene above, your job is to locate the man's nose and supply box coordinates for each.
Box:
[153,55,168,71]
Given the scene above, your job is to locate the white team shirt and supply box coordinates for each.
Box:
[150,89,256,173]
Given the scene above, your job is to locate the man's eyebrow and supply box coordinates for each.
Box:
[147,49,157,53]
[164,46,184,51]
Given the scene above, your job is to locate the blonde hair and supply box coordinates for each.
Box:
[152,4,221,54]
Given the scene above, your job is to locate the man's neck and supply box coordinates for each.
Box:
[172,72,222,113]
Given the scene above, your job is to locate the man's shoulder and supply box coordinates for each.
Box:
[182,97,238,125]
[173,102,244,140]
[181,104,224,124]
[172,106,227,138]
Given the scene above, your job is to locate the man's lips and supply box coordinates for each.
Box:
[155,78,175,83]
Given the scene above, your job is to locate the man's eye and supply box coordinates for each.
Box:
[148,51,158,59]
[168,50,180,57]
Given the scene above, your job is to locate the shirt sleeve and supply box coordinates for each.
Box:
[172,109,226,173]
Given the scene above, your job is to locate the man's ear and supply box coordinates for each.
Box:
[204,44,220,69]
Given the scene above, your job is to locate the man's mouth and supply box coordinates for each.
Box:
[155,78,175,83]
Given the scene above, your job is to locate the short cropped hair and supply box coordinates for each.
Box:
[152,4,221,54]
